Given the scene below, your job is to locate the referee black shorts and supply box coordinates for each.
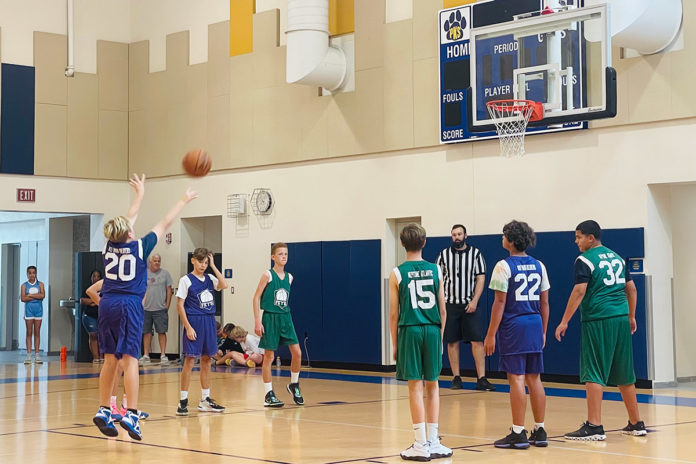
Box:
[443,303,484,344]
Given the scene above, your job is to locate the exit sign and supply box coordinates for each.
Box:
[17,188,35,202]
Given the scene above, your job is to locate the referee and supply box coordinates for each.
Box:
[436,224,495,391]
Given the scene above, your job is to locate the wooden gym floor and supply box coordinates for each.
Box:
[1,354,695,463]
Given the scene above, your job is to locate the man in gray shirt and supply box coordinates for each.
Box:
[140,254,173,365]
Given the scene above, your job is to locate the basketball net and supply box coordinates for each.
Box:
[486,100,538,158]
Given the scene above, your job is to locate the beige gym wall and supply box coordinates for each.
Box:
[33,32,129,180]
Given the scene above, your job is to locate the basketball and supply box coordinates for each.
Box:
[182,149,211,177]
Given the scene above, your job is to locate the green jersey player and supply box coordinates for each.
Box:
[389,223,452,461]
[555,220,646,440]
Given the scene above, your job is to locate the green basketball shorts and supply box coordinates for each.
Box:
[259,312,299,351]
[396,324,443,382]
[580,316,636,386]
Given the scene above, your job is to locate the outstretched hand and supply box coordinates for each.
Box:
[129,173,146,195]
[182,187,198,204]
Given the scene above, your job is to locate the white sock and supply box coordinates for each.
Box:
[290,371,299,384]
[264,382,273,394]
[426,423,439,443]
[110,396,117,407]
[121,394,127,408]
[512,425,525,434]
[180,391,188,401]
[413,422,426,444]
[535,422,545,431]
[201,388,210,400]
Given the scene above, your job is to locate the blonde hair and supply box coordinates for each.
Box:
[104,216,131,243]
[230,326,248,339]
[271,242,287,254]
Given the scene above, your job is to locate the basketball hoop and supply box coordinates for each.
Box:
[486,100,543,157]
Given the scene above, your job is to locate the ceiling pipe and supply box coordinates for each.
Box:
[65,0,75,77]
[286,0,347,92]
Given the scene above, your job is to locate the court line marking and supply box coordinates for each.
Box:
[3,393,696,463]
[45,429,294,464]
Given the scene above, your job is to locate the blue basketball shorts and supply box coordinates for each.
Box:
[182,315,217,358]
[25,302,43,320]
[98,295,144,359]
[499,352,544,375]
[82,313,98,334]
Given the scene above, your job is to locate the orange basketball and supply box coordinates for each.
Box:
[182,149,211,177]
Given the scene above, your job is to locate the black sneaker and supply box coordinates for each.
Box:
[176,398,189,416]
[264,390,284,408]
[622,420,647,436]
[287,383,305,406]
[494,428,530,449]
[565,422,606,441]
[198,397,225,412]
[529,427,548,447]
[450,376,463,390]
[475,376,496,391]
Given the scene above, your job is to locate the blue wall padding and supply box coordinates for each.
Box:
[285,240,382,365]
[1,63,35,175]
[284,228,648,380]
[424,227,647,380]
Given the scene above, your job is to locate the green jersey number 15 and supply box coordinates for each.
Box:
[407,279,436,310]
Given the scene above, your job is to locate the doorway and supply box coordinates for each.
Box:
[383,217,422,364]
[0,244,20,351]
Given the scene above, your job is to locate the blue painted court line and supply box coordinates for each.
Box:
[3,365,696,408]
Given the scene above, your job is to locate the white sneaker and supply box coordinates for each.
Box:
[23,356,32,365]
[198,397,225,412]
[428,438,452,458]
[33,356,43,365]
[160,355,169,366]
[138,355,151,365]
[400,441,429,461]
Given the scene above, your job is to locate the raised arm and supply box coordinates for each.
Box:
[207,252,228,291]
[125,173,146,227]
[252,272,271,336]
[150,188,198,240]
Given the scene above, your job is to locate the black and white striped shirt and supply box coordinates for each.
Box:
[436,245,486,305]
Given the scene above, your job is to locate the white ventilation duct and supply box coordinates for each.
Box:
[65,0,75,77]
[286,0,347,92]
[584,0,682,54]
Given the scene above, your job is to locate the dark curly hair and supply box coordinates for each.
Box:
[503,220,536,252]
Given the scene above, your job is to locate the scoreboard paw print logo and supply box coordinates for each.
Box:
[444,10,466,41]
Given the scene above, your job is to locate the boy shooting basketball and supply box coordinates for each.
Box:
[555,220,646,440]
[389,223,452,461]
[93,173,196,440]
[253,243,304,408]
